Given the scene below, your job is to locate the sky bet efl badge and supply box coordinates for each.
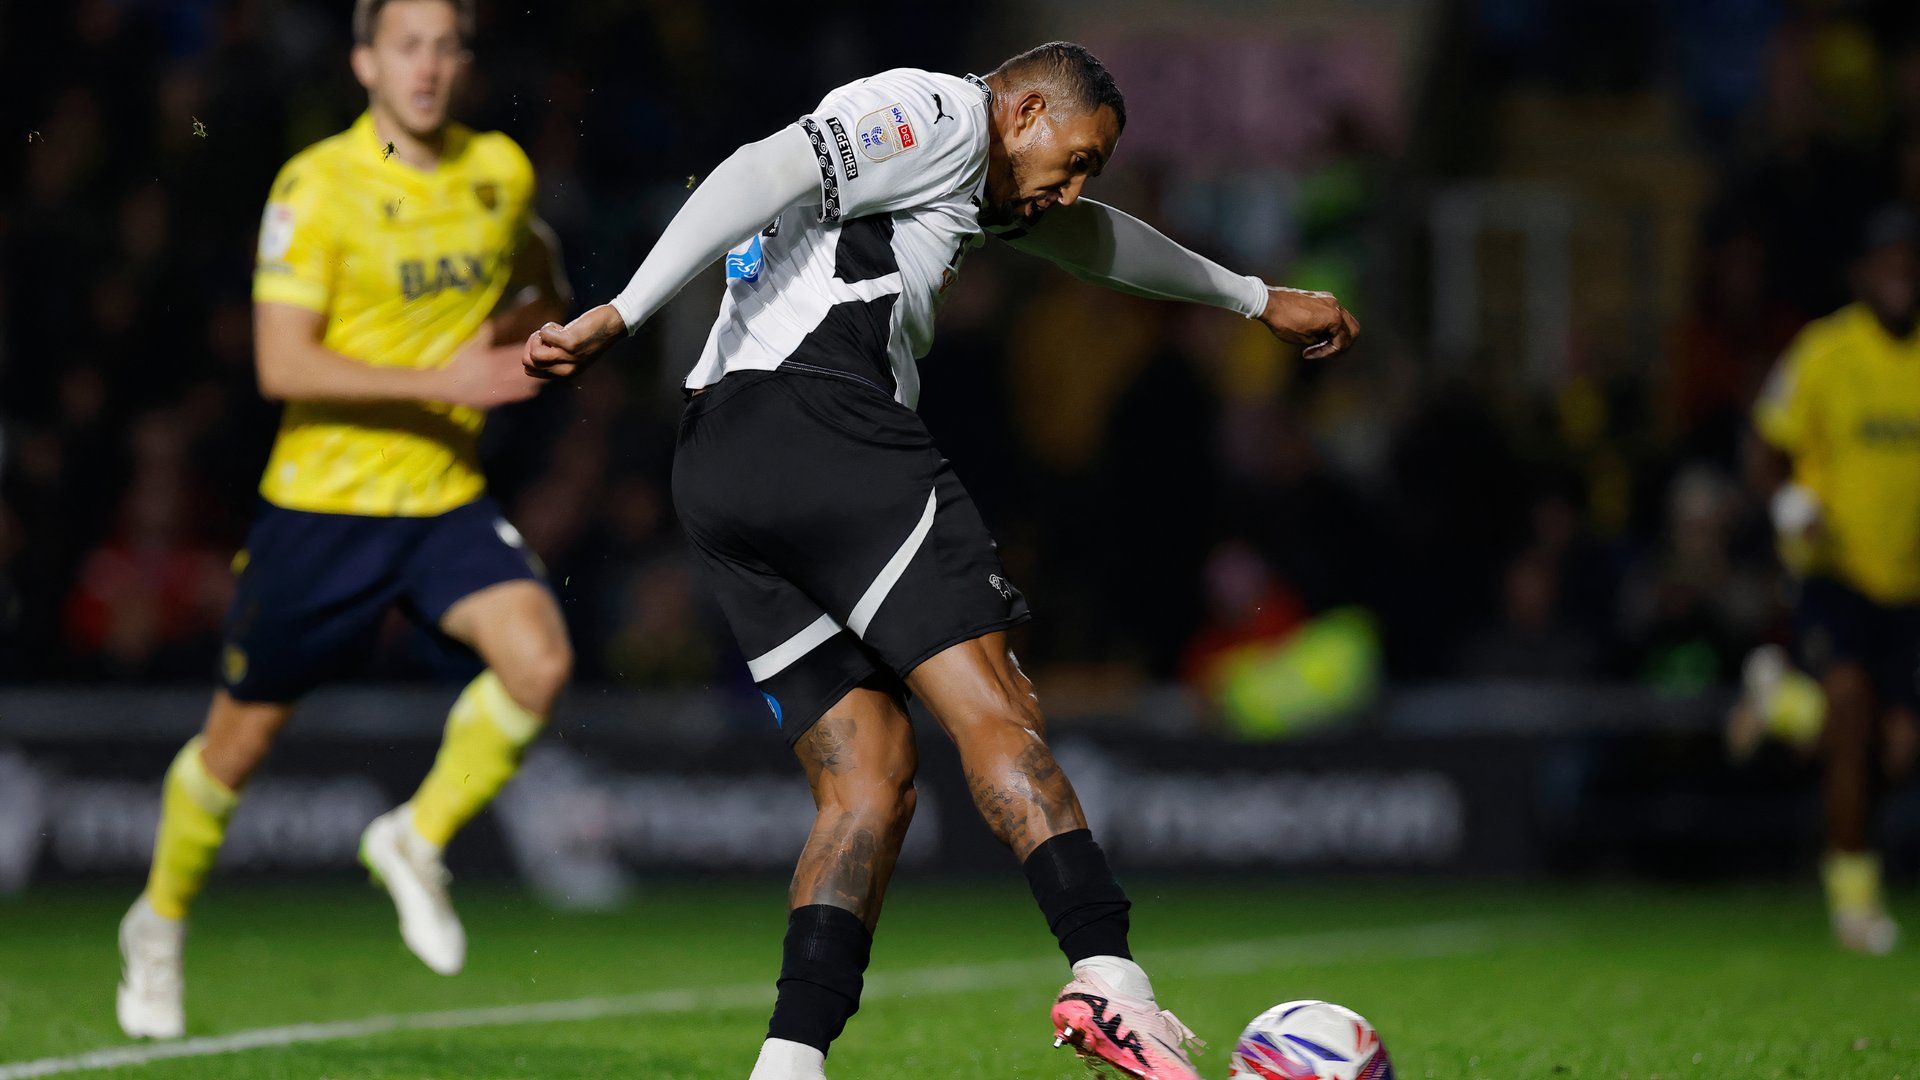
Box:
[857,103,918,161]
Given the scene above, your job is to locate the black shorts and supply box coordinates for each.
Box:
[673,369,1029,743]
[1794,576,1920,710]
[220,496,543,702]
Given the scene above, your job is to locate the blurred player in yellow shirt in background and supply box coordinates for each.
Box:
[1753,205,1920,955]
[116,0,574,1038]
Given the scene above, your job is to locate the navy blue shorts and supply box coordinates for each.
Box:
[219,496,542,702]
[1794,576,1920,710]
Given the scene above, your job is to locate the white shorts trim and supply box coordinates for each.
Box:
[742,488,937,681]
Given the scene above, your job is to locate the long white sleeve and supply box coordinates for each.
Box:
[999,199,1269,318]
[608,124,822,332]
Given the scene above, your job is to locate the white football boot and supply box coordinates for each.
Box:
[360,806,466,975]
[1833,909,1900,956]
[117,896,185,1039]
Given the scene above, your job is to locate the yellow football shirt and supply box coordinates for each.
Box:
[1756,302,1920,605]
[252,112,535,516]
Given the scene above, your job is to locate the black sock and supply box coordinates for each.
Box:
[766,905,873,1055]
[1022,829,1132,964]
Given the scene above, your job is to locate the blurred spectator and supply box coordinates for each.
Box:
[62,411,231,678]
[1456,548,1603,681]
[1180,539,1309,691]
[1667,223,1804,465]
[1620,464,1770,694]
[8,0,1914,705]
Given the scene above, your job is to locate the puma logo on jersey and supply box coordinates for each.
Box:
[932,93,952,124]
[398,254,494,300]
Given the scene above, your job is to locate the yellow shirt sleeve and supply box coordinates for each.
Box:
[491,136,541,292]
[252,155,338,313]
[1754,328,1823,455]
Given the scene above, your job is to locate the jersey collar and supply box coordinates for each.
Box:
[352,111,467,179]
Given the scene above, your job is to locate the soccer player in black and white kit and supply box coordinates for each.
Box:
[527,43,1358,1080]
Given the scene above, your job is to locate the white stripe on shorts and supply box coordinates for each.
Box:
[746,612,842,682]
[742,488,938,681]
[847,488,937,637]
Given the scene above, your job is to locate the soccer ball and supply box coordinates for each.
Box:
[1226,999,1393,1080]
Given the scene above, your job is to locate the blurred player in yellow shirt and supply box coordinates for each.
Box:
[117,0,575,1038]
[1753,206,1920,955]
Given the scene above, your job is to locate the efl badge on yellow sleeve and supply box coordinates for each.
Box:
[258,204,295,260]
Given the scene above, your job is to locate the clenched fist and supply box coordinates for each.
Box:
[524,303,628,380]
[1257,286,1360,360]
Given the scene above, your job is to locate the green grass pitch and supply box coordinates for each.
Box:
[1,880,1915,1078]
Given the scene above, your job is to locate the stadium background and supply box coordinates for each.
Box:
[4,0,1920,896]
[10,2,1920,1077]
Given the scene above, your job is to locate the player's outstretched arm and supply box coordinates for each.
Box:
[1001,198,1360,359]
[254,302,539,411]
[524,125,822,379]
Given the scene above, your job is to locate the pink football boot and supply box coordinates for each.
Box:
[1051,968,1203,1080]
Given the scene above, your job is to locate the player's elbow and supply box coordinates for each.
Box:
[254,360,293,401]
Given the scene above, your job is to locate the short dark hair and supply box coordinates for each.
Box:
[989,41,1127,134]
[352,0,476,46]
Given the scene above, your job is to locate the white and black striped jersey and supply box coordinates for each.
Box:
[684,68,992,408]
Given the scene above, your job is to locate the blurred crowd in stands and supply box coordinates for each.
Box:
[3,0,1916,714]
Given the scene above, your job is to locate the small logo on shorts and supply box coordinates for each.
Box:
[762,692,784,728]
[988,573,1016,600]
[222,645,249,686]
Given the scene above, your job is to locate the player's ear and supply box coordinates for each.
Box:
[1015,91,1048,136]
[349,43,378,92]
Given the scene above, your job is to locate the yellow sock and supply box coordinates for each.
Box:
[1823,850,1885,915]
[143,737,239,921]
[407,671,544,848]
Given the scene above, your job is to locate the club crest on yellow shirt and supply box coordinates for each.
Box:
[473,181,499,211]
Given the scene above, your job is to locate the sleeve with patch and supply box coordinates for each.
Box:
[251,157,339,313]
[796,69,982,223]
[1754,328,1825,455]
[492,132,538,222]
[489,135,540,282]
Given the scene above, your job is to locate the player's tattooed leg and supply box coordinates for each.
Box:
[911,633,1088,860]
[791,691,917,929]
[806,708,857,777]
[761,690,913,1063]
[794,815,883,916]
[962,738,1087,860]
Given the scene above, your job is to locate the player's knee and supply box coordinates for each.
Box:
[533,639,575,699]
[500,638,572,714]
[823,774,916,833]
[200,707,286,788]
[1824,665,1876,734]
[873,778,918,836]
[823,736,918,826]
[893,782,919,833]
[943,680,1046,756]
[1818,667,1876,763]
